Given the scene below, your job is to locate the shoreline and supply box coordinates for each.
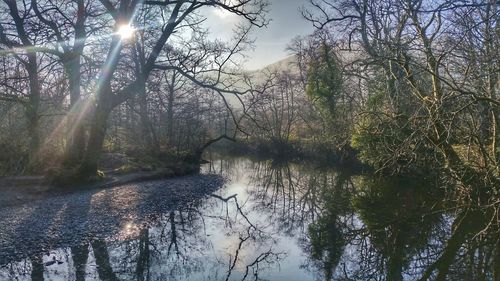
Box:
[0,167,202,208]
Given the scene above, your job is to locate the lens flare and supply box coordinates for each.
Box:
[116,24,135,40]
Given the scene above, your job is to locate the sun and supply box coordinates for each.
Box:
[116,24,135,40]
[214,7,231,19]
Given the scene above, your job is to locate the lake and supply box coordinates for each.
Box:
[0,156,496,281]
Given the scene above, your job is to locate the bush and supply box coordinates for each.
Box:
[351,111,441,175]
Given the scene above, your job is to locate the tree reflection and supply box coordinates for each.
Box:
[351,177,445,281]
[239,157,498,281]
[136,228,150,281]
[418,207,497,281]
[306,172,350,280]
[247,160,352,236]
[71,244,89,281]
[1,157,498,280]
[30,254,43,281]
[93,239,119,281]
[244,159,354,280]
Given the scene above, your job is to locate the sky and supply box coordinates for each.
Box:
[203,0,314,71]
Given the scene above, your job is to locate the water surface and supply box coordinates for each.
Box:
[0,156,496,280]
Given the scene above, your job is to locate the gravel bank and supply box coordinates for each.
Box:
[0,174,224,265]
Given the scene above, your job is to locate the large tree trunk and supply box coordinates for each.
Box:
[65,56,86,165]
[2,0,41,171]
[77,36,122,178]
[78,99,111,178]
[387,230,404,281]
[494,237,500,281]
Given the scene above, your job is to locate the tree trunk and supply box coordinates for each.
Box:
[26,108,40,164]
[79,100,111,178]
[165,72,176,146]
[26,53,41,170]
[387,230,404,281]
[77,34,120,179]
[138,79,157,153]
[64,56,86,165]
[494,237,500,281]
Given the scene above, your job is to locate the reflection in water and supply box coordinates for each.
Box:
[349,177,446,281]
[0,156,498,280]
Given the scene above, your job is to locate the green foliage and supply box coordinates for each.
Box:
[306,42,343,119]
[366,87,386,109]
[351,111,441,174]
[0,139,27,175]
[350,78,441,174]
[351,111,397,169]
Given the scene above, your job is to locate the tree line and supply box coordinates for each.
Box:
[1,0,500,203]
[240,0,500,203]
[0,0,269,179]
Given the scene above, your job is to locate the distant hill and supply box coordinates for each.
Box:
[260,55,298,72]
[246,55,300,82]
[218,56,302,107]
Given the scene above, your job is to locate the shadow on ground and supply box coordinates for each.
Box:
[0,174,224,266]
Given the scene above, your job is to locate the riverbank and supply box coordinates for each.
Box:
[0,164,201,208]
[0,149,208,207]
[209,138,369,171]
[0,173,224,265]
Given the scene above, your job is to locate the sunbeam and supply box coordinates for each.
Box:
[116,24,136,40]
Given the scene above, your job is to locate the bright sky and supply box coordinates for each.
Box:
[203,0,314,71]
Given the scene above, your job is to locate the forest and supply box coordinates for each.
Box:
[0,0,499,280]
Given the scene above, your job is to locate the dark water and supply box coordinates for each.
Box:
[0,156,497,280]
